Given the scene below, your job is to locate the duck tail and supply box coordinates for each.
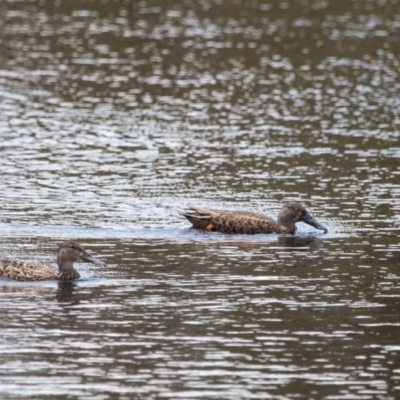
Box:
[179,206,213,229]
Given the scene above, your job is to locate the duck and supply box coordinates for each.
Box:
[0,241,106,281]
[179,201,327,235]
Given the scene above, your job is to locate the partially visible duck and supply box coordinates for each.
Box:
[0,241,106,281]
[179,201,327,235]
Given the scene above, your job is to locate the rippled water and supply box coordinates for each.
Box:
[0,0,399,399]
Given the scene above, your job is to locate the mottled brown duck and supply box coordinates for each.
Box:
[0,241,106,281]
[179,201,327,235]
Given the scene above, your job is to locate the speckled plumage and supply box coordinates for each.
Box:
[179,201,327,235]
[0,241,106,282]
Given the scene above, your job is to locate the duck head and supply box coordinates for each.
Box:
[57,241,106,272]
[278,202,328,234]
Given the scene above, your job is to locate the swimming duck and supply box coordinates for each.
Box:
[179,201,327,234]
[0,241,106,281]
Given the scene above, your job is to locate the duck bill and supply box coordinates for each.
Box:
[80,251,106,266]
[303,213,328,233]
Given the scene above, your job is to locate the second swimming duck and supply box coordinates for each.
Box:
[180,201,327,234]
[0,241,106,281]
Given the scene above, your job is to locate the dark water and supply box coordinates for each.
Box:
[1,0,399,399]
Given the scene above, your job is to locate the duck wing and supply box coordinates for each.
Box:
[179,206,285,234]
[0,258,59,281]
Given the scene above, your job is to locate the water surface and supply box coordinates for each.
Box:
[0,0,399,399]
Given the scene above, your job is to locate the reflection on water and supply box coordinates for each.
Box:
[0,0,400,399]
[56,281,76,304]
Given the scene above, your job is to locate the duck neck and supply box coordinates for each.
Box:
[59,268,80,281]
[57,258,79,280]
[277,215,297,234]
[57,258,73,272]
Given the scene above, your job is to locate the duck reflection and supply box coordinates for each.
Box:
[277,235,321,250]
[183,233,322,252]
[56,281,77,304]
[0,280,79,305]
